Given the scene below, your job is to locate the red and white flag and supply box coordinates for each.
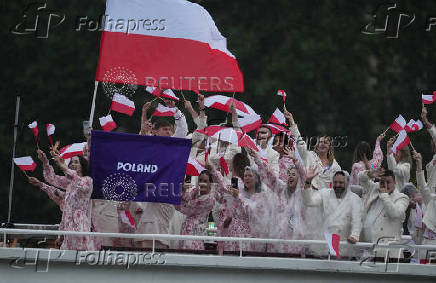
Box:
[111,93,135,116]
[392,130,410,154]
[119,210,136,229]
[404,119,423,132]
[161,89,179,101]
[261,123,290,135]
[13,156,37,172]
[389,114,407,133]
[324,233,341,258]
[95,0,244,92]
[99,114,117,132]
[238,114,262,133]
[415,203,424,229]
[59,142,87,160]
[46,123,55,146]
[204,138,211,164]
[204,95,250,115]
[268,108,287,125]
[422,92,436,105]
[277,90,286,102]
[28,121,38,143]
[219,155,229,176]
[146,86,163,97]
[152,104,177,117]
[186,157,206,176]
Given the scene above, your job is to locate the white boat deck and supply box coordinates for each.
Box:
[1,228,436,282]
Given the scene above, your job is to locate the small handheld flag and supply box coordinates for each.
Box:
[324,232,341,258]
[46,123,55,146]
[13,156,37,173]
[99,114,117,132]
[28,121,39,147]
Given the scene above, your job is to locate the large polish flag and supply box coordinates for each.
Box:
[13,156,37,172]
[95,0,244,92]
[59,142,87,160]
[111,93,135,116]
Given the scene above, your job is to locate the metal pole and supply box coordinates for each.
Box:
[88,81,99,127]
[5,96,20,247]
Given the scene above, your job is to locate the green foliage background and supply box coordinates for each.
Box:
[1,0,435,224]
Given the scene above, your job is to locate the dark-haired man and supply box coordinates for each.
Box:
[359,168,409,258]
[304,170,363,257]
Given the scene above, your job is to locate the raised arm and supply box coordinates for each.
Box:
[286,110,309,164]
[28,177,65,209]
[413,151,432,205]
[173,109,188,138]
[358,168,383,196]
[248,148,279,190]
[38,150,71,189]
[370,134,384,169]
[140,102,152,135]
[302,168,322,207]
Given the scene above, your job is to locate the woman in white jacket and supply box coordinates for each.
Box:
[285,110,341,190]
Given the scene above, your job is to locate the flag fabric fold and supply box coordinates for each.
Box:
[146,86,163,97]
[161,89,179,101]
[404,119,423,132]
[59,142,87,160]
[277,90,286,102]
[95,0,244,92]
[389,114,407,133]
[392,130,410,154]
[99,114,117,132]
[13,156,37,172]
[119,210,137,229]
[152,103,177,117]
[268,108,287,125]
[422,92,436,105]
[324,232,341,258]
[219,155,229,175]
[28,121,39,143]
[238,114,262,133]
[111,93,135,116]
[186,157,206,176]
[46,123,55,146]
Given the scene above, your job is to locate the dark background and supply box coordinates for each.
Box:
[1,0,435,224]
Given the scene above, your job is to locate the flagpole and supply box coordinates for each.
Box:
[88,81,99,127]
[6,96,20,242]
[409,139,416,152]
[225,92,236,126]
[381,126,390,136]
